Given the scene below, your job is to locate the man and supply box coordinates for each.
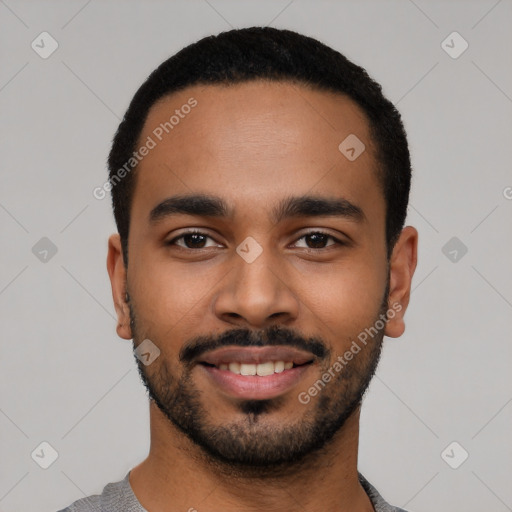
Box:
[61,26,417,512]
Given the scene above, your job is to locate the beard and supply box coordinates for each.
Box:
[128,286,388,474]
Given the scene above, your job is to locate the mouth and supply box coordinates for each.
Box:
[197,346,315,400]
[201,360,308,375]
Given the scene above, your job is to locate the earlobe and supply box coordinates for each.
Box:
[384,226,418,339]
[106,234,132,340]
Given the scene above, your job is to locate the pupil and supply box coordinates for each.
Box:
[307,233,327,248]
[186,234,206,248]
[182,234,328,249]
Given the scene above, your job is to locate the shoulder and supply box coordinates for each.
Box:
[56,472,144,512]
[358,472,410,512]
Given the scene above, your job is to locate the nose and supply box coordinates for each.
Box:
[212,243,300,329]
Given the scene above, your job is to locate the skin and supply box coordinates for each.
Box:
[107,81,418,512]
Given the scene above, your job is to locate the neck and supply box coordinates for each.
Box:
[129,402,374,512]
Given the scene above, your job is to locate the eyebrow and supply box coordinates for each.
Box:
[149,194,365,225]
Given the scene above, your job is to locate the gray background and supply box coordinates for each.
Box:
[1,0,511,511]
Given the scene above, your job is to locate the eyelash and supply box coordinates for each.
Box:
[167,230,344,251]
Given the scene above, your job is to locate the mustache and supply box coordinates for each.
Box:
[180,325,329,364]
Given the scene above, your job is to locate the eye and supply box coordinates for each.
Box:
[168,230,222,249]
[167,230,343,251]
[292,231,341,249]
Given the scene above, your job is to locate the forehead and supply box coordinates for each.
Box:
[132,81,384,225]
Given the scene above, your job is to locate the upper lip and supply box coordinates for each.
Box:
[198,346,316,366]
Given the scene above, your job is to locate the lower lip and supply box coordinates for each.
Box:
[200,364,312,400]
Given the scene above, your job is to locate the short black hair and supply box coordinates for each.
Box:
[108,26,411,263]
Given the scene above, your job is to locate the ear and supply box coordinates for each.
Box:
[385,226,418,338]
[106,234,132,340]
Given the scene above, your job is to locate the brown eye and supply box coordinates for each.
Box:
[181,233,207,248]
[293,232,340,249]
[168,231,221,249]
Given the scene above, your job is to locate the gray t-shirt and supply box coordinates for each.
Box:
[58,471,408,512]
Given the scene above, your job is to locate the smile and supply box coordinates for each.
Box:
[203,360,301,375]
[197,346,315,400]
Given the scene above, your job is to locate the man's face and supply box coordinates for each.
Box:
[110,81,405,468]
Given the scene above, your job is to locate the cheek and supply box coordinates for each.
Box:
[299,260,386,340]
[128,254,219,332]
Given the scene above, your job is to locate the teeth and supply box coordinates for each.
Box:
[218,361,295,375]
[228,362,241,374]
[274,361,285,373]
[240,363,256,376]
[256,361,274,376]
